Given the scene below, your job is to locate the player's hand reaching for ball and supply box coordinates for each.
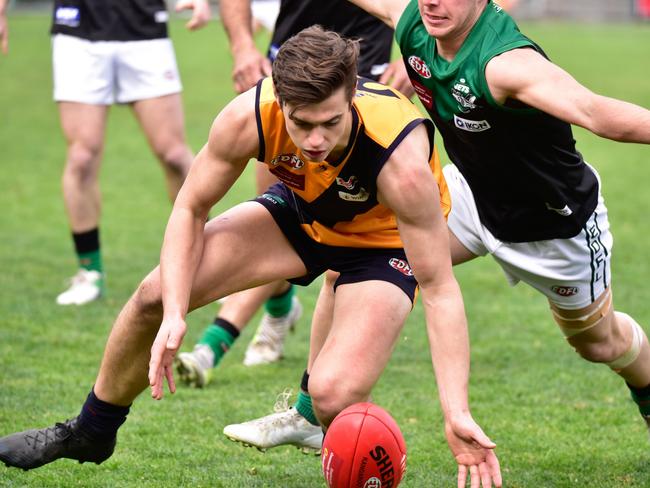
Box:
[445,413,502,488]
[148,315,187,400]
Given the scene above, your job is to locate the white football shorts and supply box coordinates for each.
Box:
[444,163,612,310]
[52,34,182,105]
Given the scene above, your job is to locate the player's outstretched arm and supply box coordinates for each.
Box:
[175,0,212,31]
[148,89,260,399]
[346,0,409,29]
[220,0,271,93]
[377,124,502,487]
[0,0,9,55]
[486,47,650,144]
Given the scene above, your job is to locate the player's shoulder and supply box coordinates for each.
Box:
[354,78,424,147]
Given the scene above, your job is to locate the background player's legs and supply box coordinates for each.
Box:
[57,102,109,306]
[131,93,193,201]
[175,281,296,387]
[177,164,302,386]
[241,164,303,365]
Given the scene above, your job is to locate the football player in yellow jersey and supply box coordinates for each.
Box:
[0,26,500,483]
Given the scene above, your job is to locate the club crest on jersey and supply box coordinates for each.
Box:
[452,78,477,113]
[408,56,431,79]
[336,175,358,190]
[271,153,304,169]
[551,285,579,297]
[389,258,414,276]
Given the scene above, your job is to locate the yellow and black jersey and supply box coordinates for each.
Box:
[255,76,450,248]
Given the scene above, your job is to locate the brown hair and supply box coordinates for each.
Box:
[272,25,360,110]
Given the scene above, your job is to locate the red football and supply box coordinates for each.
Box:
[321,402,407,488]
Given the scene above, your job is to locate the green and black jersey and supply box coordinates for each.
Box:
[396,0,599,242]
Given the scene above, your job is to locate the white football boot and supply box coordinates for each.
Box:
[223,389,323,454]
[56,269,103,305]
[175,344,215,388]
[243,296,303,366]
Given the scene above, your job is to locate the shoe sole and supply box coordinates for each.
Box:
[2,457,107,471]
[224,434,321,456]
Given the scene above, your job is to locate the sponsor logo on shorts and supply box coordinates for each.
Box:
[336,175,358,190]
[389,258,414,276]
[271,153,304,169]
[453,115,491,132]
[551,285,579,297]
[260,193,286,206]
[55,7,80,27]
[545,202,573,216]
[164,70,176,81]
[408,56,431,79]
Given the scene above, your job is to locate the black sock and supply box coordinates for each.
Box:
[627,382,650,416]
[77,389,130,440]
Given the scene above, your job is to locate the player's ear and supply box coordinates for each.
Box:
[349,87,357,108]
[272,82,283,110]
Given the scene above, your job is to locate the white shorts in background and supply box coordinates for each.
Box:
[444,164,612,310]
[251,0,280,31]
[52,34,182,105]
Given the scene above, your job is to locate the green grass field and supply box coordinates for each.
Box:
[1,14,649,487]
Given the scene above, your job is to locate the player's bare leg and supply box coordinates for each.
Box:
[57,102,109,305]
[132,93,193,201]
[309,279,411,428]
[551,290,650,431]
[0,202,307,470]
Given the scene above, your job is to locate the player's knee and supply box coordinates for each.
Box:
[310,376,365,427]
[570,335,620,363]
[65,142,101,183]
[156,142,192,176]
[131,272,164,324]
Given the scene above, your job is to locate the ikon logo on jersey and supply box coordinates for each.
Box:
[271,153,305,169]
[389,258,414,276]
[408,56,431,79]
[336,175,358,190]
[454,115,491,132]
[551,285,579,297]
